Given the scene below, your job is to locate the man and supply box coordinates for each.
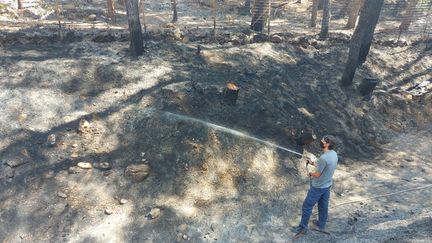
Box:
[292,135,338,235]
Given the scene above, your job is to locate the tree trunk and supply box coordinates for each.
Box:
[17,0,23,9]
[242,0,251,15]
[212,0,217,38]
[125,0,144,56]
[55,0,63,41]
[346,0,364,29]
[319,0,331,39]
[310,0,319,27]
[171,0,178,23]
[358,0,384,65]
[398,0,418,33]
[139,0,146,33]
[251,0,270,32]
[107,0,116,22]
[341,0,384,87]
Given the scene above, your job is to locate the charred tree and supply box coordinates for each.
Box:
[107,0,116,22]
[251,0,270,32]
[319,0,331,39]
[346,0,364,29]
[398,0,418,37]
[310,0,319,27]
[341,0,384,87]
[171,0,178,23]
[139,0,147,33]
[17,0,23,9]
[242,0,251,15]
[125,0,144,56]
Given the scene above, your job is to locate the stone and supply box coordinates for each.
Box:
[125,164,150,182]
[57,192,67,198]
[182,234,188,240]
[4,149,30,168]
[177,223,188,233]
[93,162,112,170]
[77,162,92,169]
[72,144,78,148]
[87,14,97,21]
[119,198,128,205]
[78,119,91,132]
[270,34,283,43]
[47,134,56,147]
[68,166,81,174]
[5,167,14,178]
[148,207,161,219]
[104,208,113,215]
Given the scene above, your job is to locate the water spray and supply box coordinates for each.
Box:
[163,111,306,158]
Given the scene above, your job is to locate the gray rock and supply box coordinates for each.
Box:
[57,192,67,198]
[93,162,112,170]
[68,166,81,174]
[105,208,113,215]
[47,134,56,147]
[270,34,283,43]
[148,207,161,219]
[125,164,150,182]
[119,198,128,205]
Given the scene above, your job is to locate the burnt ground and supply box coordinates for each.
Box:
[1,1,432,242]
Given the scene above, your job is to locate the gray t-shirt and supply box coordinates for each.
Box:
[312,150,338,188]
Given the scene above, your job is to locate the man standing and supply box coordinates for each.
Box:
[292,135,338,235]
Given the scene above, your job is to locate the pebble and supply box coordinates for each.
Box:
[77,162,93,169]
[148,207,161,219]
[93,162,112,170]
[57,192,67,198]
[104,208,113,215]
[125,164,150,182]
[68,166,81,174]
[119,198,128,205]
[47,134,56,147]
[72,144,78,148]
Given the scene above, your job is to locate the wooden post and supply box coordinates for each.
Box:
[358,77,378,99]
[224,82,239,105]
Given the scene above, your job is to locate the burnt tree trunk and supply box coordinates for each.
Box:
[125,0,144,56]
[319,0,331,39]
[171,0,178,23]
[310,0,319,27]
[107,0,116,22]
[242,0,251,15]
[358,0,384,65]
[251,0,270,32]
[17,0,23,9]
[398,0,418,36]
[346,0,364,29]
[139,0,146,33]
[341,0,384,87]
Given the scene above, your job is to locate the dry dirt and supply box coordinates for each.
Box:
[1,1,432,242]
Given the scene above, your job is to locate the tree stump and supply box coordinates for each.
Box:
[296,132,317,146]
[359,77,378,98]
[223,82,239,105]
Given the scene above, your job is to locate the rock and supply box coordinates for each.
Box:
[87,14,97,21]
[77,162,93,169]
[148,207,161,219]
[93,162,112,170]
[47,134,56,147]
[176,233,183,242]
[4,149,30,168]
[57,192,67,198]
[71,144,78,148]
[270,34,283,43]
[119,198,128,205]
[104,208,113,215]
[177,224,188,233]
[125,164,150,182]
[5,166,14,178]
[182,234,188,240]
[68,166,81,174]
[78,119,91,133]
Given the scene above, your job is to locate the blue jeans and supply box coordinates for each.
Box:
[299,186,331,229]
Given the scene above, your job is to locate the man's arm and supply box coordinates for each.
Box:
[308,171,321,178]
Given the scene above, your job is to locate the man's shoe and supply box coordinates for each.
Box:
[312,220,325,231]
[291,226,307,234]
